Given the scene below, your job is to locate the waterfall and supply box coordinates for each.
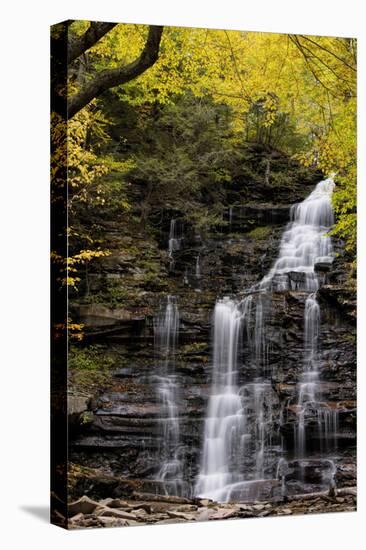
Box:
[168,219,181,261]
[265,159,270,186]
[257,178,337,457]
[297,295,320,456]
[195,297,278,502]
[195,254,201,279]
[276,458,289,497]
[196,177,337,502]
[296,293,338,457]
[155,295,179,351]
[260,177,334,292]
[154,296,185,495]
[195,298,246,501]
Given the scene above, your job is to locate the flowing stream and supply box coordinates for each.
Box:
[195,178,337,502]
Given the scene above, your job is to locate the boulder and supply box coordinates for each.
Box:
[68,496,99,515]
[209,507,238,520]
[68,395,90,416]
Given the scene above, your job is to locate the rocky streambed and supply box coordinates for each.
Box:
[63,488,356,529]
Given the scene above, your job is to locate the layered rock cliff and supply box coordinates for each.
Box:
[68,146,356,503]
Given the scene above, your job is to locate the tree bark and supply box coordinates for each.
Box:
[67,22,117,64]
[67,25,164,118]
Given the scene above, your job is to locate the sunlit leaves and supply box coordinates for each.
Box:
[67,22,356,254]
[51,249,111,289]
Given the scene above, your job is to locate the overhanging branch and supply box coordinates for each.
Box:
[68,21,118,64]
[67,25,163,118]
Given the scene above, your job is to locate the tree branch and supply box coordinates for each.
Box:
[67,21,117,64]
[289,35,339,99]
[295,38,352,87]
[299,35,356,72]
[223,31,252,104]
[67,25,163,118]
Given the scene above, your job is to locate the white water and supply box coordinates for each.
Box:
[257,178,337,458]
[168,219,181,261]
[196,254,201,279]
[260,177,334,292]
[154,296,185,495]
[194,298,247,501]
[195,297,279,502]
[296,293,339,457]
[297,295,320,456]
[276,458,289,497]
[196,178,337,502]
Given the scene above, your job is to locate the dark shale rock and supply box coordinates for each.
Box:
[69,151,356,504]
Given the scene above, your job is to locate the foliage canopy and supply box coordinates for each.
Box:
[51,21,357,315]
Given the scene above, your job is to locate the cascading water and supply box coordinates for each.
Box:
[195,254,201,279]
[168,219,181,266]
[297,294,320,457]
[260,178,335,292]
[276,458,289,497]
[256,178,337,458]
[195,297,279,502]
[296,292,339,457]
[196,177,338,502]
[154,295,185,495]
[195,298,250,501]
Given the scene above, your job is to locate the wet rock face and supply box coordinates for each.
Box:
[69,160,356,501]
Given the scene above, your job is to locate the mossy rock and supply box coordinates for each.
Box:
[247,225,273,240]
